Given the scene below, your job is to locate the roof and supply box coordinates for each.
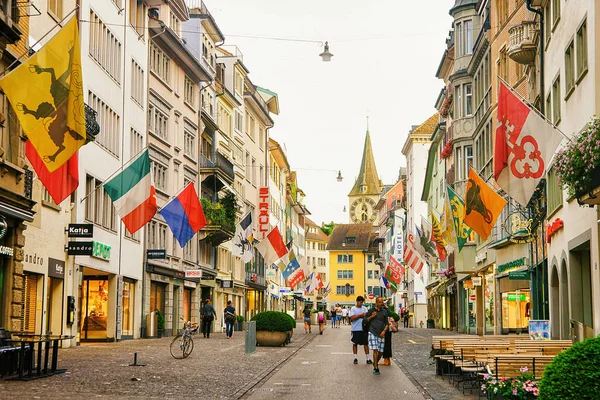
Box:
[327,224,374,251]
[348,130,382,196]
[450,0,478,15]
[305,217,329,242]
[411,113,439,136]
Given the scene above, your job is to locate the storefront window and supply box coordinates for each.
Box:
[121,280,134,337]
[81,279,109,340]
[466,288,476,334]
[24,274,39,333]
[484,272,495,334]
[501,290,531,332]
[149,281,166,315]
[183,288,192,323]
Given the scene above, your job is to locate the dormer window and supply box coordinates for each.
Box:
[345,236,356,244]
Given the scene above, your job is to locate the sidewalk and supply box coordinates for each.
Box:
[391,327,478,400]
[0,327,314,399]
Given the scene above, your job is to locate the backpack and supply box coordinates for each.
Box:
[362,308,372,331]
[225,310,236,323]
[318,313,324,323]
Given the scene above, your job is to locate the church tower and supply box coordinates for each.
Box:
[348,122,383,225]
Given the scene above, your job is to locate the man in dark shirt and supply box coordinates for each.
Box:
[365,296,389,375]
[201,299,217,338]
[223,300,236,339]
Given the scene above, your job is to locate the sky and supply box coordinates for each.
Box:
[204,0,455,226]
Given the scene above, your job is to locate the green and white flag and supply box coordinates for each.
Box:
[446,185,472,251]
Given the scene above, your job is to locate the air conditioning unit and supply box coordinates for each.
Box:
[148,8,159,20]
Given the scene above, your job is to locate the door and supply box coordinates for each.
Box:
[81,278,109,340]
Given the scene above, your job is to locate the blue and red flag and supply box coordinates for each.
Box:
[159,183,206,247]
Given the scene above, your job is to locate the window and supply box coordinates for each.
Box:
[499,48,508,81]
[249,116,256,141]
[547,167,563,214]
[497,0,508,27]
[464,20,473,55]
[217,105,232,137]
[259,128,265,150]
[337,270,354,279]
[235,72,243,95]
[151,160,168,192]
[345,236,356,244]
[131,59,144,106]
[336,286,355,295]
[251,157,256,186]
[545,94,552,121]
[336,255,354,263]
[552,75,561,125]
[170,11,181,37]
[576,19,588,80]
[129,0,146,37]
[564,40,575,97]
[374,270,380,279]
[368,270,373,279]
[455,85,462,118]
[552,0,560,29]
[150,42,170,83]
[475,121,493,179]
[455,22,462,55]
[367,255,373,263]
[183,240,194,262]
[184,76,196,107]
[89,10,122,83]
[147,220,169,250]
[48,0,62,18]
[235,111,243,132]
[148,101,169,142]
[89,91,120,157]
[245,151,251,179]
[544,4,552,45]
[184,129,196,159]
[85,175,117,231]
[464,83,473,116]
[125,129,144,240]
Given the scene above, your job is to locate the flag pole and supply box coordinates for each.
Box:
[497,77,571,141]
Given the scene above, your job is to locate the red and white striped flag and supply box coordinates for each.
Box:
[404,233,425,274]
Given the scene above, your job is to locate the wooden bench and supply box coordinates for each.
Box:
[513,340,572,355]
[491,355,555,380]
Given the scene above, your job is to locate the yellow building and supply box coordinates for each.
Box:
[327,224,376,307]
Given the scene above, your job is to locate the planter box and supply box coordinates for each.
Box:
[576,165,600,206]
[256,330,287,347]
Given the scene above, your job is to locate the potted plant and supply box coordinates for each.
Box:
[440,93,453,118]
[427,318,435,329]
[538,336,600,399]
[482,367,539,399]
[251,311,294,347]
[554,116,600,205]
[155,309,165,338]
[236,314,245,331]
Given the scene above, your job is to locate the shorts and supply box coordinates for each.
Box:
[368,332,385,352]
[351,330,368,346]
[304,317,311,323]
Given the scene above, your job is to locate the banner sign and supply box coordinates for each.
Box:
[258,187,270,238]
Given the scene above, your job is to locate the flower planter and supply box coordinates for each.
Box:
[256,330,287,347]
[576,165,600,206]
[489,395,537,400]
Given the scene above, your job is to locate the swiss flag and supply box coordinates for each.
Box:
[494,82,564,206]
[288,268,305,290]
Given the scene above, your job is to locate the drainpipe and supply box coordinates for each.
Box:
[526,0,544,114]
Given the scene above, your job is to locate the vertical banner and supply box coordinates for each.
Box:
[258,187,270,238]
[393,208,406,263]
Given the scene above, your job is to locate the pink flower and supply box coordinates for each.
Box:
[520,366,529,373]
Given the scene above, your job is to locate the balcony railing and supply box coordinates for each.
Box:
[508,21,538,65]
[474,87,491,128]
[199,151,234,183]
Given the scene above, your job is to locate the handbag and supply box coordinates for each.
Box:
[388,317,398,332]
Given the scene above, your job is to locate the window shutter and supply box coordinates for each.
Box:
[24,274,38,333]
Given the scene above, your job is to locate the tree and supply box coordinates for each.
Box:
[320,221,335,235]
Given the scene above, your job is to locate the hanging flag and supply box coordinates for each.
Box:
[387,254,404,293]
[447,185,472,251]
[404,233,425,274]
[26,141,78,204]
[159,182,206,247]
[380,275,390,289]
[0,17,86,172]
[495,81,564,206]
[314,272,324,291]
[288,268,305,290]
[280,248,300,281]
[232,211,254,263]
[441,192,457,248]
[323,282,331,298]
[392,209,405,263]
[304,272,314,293]
[463,168,507,241]
[415,218,438,262]
[430,212,448,262]
[104,149,157,234]
[256,226,288,267]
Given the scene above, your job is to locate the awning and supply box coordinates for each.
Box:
[270,293,280,299]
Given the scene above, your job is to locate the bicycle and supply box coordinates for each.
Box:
[170,318,199,359]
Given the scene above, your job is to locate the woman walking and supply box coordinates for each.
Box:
[330,306,337,329]
[303,305,312,333]
[382,310,399,365]
[317,307,326,334]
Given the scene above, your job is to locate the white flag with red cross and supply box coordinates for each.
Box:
[494,82,564,206]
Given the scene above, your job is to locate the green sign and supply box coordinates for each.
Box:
[498,257,527,274]
[508,270,529,280]
[92,241,111,260]
[506,293,528,301]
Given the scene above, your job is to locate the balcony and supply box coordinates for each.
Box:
[508,21,538,65]
[199,151,234,191]
[198,194,235,246]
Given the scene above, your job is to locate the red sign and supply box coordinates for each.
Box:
[470,294,476,301]
[368,293,374,300]
[184,270,202,278]
[546,218,563,243]
[258,187,270,238]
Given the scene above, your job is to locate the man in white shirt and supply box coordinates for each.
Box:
[349,296,372,364]
[342,306,349,325]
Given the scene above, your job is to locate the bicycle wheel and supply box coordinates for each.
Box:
[170,334,185,359]
[182,335,194,358]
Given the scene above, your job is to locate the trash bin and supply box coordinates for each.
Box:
[427,319,435,329]
[146,311,157,338]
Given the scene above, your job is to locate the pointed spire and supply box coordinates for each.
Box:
[349,120,382,196]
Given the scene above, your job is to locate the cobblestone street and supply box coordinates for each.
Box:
[0,327,314,400]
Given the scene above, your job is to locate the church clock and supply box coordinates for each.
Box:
[349,197,377,224]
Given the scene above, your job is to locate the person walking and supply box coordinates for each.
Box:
[349,296,372,365]
[382,306,399,365]
[330,306,337,329]
[303,305,312,333]
[223,300,236,339]
[365,296,389,375]
[201,299,217,338]
[336,304,343,327]
[403,308,409,328]
[317,307,326,334]
[342,306,349,325]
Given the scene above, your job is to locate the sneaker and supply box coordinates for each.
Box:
[366,359,373,365]
[320,331,323,335]
[353,359,358,365]
[373,368,380,375]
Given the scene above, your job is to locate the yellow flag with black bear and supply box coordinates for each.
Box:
[0,17,85,172]
[463,168,507,241]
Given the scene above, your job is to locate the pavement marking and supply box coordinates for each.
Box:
[408,340,416,344]
[315,344,333,347]
[274,383,283,385]
[301,383,312,386]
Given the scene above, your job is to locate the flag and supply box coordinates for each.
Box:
[380,275,390,289]
[288,268,305,290]
[104,149,157,234]
[159,183,206,247]
[304,272,314,293]
[323,282,331,298]
[314,272,324,291]
[430,212,448,262]
[415,218,438,262]
[280,248,300,281]
[463,168,507,241]
[256,226,288,267]
[447,185,472,251]
[404,233,425,274]
[0,17,86,172]
[387,255,404,293]
[26,140,78,204]
[232,211,254,263]
[441,192,457,248]
[495,82,564,206]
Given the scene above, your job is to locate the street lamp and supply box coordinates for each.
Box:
[336,170,343,182]
[319,41,333,62]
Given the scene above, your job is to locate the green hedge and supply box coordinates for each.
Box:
[284,313,296,328]
[251,311,294,332]
[539,336,600,399]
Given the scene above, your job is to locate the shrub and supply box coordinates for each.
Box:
[539,336,600,399]
[483,367,539,399]
[237,315,245,323]
[155,309,165,330]
[251,311,294,332]
[284,313,296,329]
[387,306,400,322]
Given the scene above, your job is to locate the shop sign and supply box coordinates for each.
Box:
[67,223,94,238]
[508,270,530,280]
[497,257,528,274]
[258,187,270,238]
[279,287,291,294]
[0,245,13,257]
[546,218,564,243]
[506,293,528,301]
[221,280,233,288]
[475,251,487,264]
[0,216,12,257]
[529,320,551,340]
[67,241,93,256]
[48,258,65,279]
[91,241,111,260]
[470,294,476,301]
[185,269,202,278]
[147,249,167,259]
[464,279,474,289]
[504,212,536,244]
[24,253,44,265]
[472,277,482,286]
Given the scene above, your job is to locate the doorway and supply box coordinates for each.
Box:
[80,277,109,341]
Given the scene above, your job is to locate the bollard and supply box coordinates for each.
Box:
[129,352,146,366]
[245,321,256,354]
